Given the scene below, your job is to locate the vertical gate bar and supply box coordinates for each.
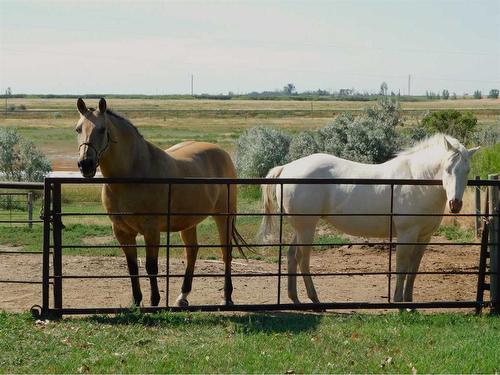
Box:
[226,183,231,303]
[475,176,481,237]
[388,183,394,303]
[496,193,500,314]
[166,183,172,307]
[28,192,33,229]
[277,183,284,305]
[42,179,52,318]
[489,174,499,314]
[52,182,63,316]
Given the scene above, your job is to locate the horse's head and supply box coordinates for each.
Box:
[441,136,480,213]
[75,98,110,178]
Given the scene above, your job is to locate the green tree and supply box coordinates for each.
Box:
[0,127,52,181]
[283,83,296,95]
[487,89,499,99]
[421,110,478,145]
[442,89,449,100]
[379,82,388,96]
[473,90,482,99]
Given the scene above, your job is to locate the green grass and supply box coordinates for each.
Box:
[471,143,500,179]
[434,224,475,243]
[0,311,498,373]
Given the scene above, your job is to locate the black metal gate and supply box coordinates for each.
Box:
[29,176,499,319]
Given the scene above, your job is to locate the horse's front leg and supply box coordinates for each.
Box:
[144,231,161,306]
[175,226,199,307]
[402,236,430,303]
[114,226,142,306]
[393,231,419,308]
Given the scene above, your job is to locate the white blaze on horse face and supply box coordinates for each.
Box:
[441,151,470,213]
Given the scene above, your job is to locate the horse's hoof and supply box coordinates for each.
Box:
[403,307,416,313]
[221,299,234,306]
[176,298,189,307]
[151,295,161,307]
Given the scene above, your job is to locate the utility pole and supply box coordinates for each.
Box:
[407,75,411,96]
[191,74,194,96]
[5,87,12,113]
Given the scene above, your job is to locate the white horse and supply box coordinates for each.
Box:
[260,134,479,304]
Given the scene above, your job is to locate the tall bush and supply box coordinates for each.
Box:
[287,131,320,161]
[317,98,401,163]
[0,127,52,181]
[421,110,477,145]
[235,127,291,177]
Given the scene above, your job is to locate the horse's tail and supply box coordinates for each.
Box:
[232,219,252,260]
[258,165,285,243]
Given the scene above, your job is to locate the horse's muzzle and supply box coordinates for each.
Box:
[77,159,96,178]
[449,199,463,213]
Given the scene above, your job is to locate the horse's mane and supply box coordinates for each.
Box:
[397,133,462,157]
[105,109,143,138]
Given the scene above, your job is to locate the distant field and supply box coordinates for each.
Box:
[0,98,498,170]
[4,97,500,111]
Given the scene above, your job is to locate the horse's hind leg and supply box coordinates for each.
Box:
[287,234,300,304]
[295,221,320,304]
[144,231,161,306]
[213,215,234,306]
[175,226,199,307]
[114,226,142,306]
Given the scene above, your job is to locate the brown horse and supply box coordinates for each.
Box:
[75,98,246,307]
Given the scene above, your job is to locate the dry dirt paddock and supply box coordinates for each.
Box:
[0,237,482,313]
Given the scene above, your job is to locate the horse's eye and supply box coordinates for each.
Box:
[75,127,82,134]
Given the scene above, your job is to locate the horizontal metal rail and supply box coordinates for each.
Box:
[45,176,500,186]
[0,250,45,254]
[56,211,498,218]
[47,301,489,316]
[0,280,46,284]
[0,220,43,224]
[50,270,496,280]
[0,182,44,190]
[53,242,491,249]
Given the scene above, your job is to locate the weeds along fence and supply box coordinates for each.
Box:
[24,176,498,319]
[0,182,44,289]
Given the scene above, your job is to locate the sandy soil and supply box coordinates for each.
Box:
[0,238,483,313]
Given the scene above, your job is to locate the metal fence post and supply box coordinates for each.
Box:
[52,182,63,318]
[488,174,499,314]
[41,180,52,318]
[165,183,171,307]
[27,192,33,229]
[388,184,394,303]
[475,176,481,237]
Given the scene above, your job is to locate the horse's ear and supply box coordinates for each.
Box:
[443,136,456,152]
[77,98,87,115]
[98,98,107,113]
[468,146,480,157]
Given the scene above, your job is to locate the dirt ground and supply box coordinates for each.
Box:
[0,237,483,313]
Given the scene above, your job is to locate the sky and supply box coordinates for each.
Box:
[0,0,499,95]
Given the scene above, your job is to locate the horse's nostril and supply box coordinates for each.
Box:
[449,199,463,213]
